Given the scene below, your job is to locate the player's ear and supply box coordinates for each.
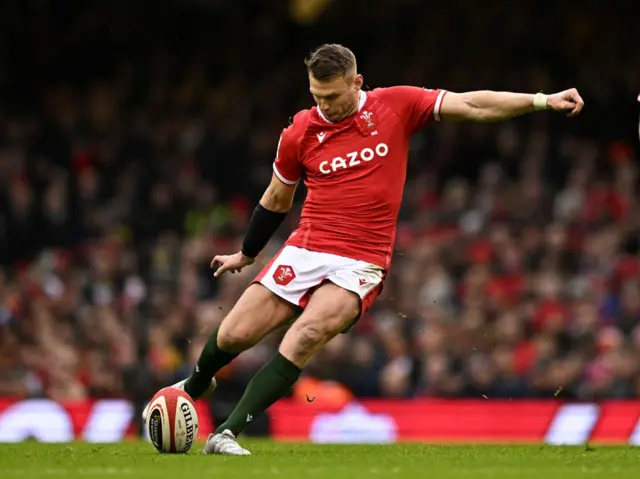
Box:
[354,74,363,91]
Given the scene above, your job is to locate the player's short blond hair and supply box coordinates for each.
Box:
[304,44,357,81]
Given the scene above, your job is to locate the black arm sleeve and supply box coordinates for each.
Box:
[241,204,288,258]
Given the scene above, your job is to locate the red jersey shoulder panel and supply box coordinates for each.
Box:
[371,86,447,135]
[272,109,312,185]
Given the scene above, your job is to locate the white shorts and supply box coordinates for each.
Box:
[254,245,385,313]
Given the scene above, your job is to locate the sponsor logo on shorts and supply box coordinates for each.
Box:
[358,270,382,290]
[273,265,296,286]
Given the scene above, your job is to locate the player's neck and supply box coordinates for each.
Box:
[343,91,363,119]
[325,91,363,123]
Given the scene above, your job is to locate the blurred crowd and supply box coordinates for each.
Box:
[1,0,640,416]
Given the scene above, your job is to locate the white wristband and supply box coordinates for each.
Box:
[533,93,548,111]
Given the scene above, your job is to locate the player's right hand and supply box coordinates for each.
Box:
[547,88,584,117]
[211,251,255,278]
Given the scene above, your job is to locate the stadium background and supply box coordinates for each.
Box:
[0,0,639,444]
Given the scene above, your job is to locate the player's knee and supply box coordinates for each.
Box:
[292,315,347,351]
[294,321,327,351]
[280,316,348,368]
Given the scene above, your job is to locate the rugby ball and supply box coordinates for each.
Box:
[146,387,199,453]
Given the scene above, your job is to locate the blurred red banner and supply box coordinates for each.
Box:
[1,398,639,444]
[270,400,640,445]
[0,398,213,443]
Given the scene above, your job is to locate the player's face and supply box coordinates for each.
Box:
[309,73,363,123]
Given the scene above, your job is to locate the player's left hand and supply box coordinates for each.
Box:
[211,251,255,278]
[547,88,584,117]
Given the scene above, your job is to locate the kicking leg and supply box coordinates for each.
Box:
[184,282,299,398]
[205,282,359,454]
[143,283,298,422]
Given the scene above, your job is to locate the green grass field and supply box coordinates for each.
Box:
[2,441,639,479]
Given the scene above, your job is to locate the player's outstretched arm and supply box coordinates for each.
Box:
[211,174,297,277]
[439,89,584,122]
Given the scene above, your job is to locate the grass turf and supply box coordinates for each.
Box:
[1,441,639,478]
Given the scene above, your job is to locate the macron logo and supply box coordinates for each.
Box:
[317,132,327,143]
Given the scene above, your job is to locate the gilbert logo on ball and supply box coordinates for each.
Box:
[146,387,199,453]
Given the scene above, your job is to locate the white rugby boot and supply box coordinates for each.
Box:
[203,429,251,456]
[142,376,217,423]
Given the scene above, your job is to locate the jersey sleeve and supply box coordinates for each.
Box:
[377,86,448,134]
[272,115,305,185]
